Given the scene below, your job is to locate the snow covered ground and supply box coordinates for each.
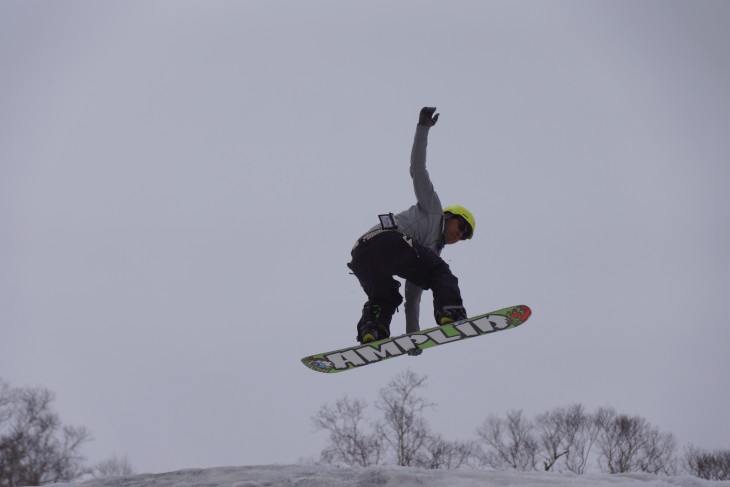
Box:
[49,464,728,487]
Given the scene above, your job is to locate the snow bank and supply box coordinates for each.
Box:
[47,464,728,487]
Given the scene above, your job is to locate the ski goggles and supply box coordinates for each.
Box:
[454,216,472,240]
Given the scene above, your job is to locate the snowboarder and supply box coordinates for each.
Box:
[348,107,475,344]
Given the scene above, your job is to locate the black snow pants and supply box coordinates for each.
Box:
[347,230,463,335]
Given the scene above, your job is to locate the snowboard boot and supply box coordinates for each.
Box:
[435,305,468,326]
[357,304,392,344]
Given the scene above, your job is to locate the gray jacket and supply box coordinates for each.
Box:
[361,124,446,333]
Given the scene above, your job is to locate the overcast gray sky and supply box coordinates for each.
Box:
[2,0,729,474]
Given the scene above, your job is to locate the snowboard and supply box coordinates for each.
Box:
[301,304,532,373]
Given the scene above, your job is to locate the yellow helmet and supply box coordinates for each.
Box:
[443,205,475,240]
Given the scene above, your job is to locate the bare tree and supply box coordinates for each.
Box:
[684,445,730,480]
[535,406,572,471]
[595,407,645,473]
[534,403,600,474]
[637,428,677,475]
[563,404,599,475]
[312,370,480,469]
[0,384,91,487]
[476,409,537,471]
[0,381,10,422]
[92,454,135,478]
[0,380,12,484]
[375,369,434,467]
[594,407,676,475]
[312,396,383,466]
[416,435,478,470]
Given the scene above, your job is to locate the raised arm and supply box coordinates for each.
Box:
[410,107,443,214]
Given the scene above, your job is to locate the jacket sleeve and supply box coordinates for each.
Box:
[410,125,442,214]
[404,280,423,333]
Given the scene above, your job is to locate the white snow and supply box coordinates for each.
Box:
[48,464,728,487]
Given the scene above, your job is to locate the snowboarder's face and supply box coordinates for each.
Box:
[444,217,466,245]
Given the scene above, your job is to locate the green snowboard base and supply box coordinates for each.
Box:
[301,305,532,373]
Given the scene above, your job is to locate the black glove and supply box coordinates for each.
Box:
[418,107,439,126]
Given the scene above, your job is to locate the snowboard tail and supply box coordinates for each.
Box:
[301,304,532,373]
